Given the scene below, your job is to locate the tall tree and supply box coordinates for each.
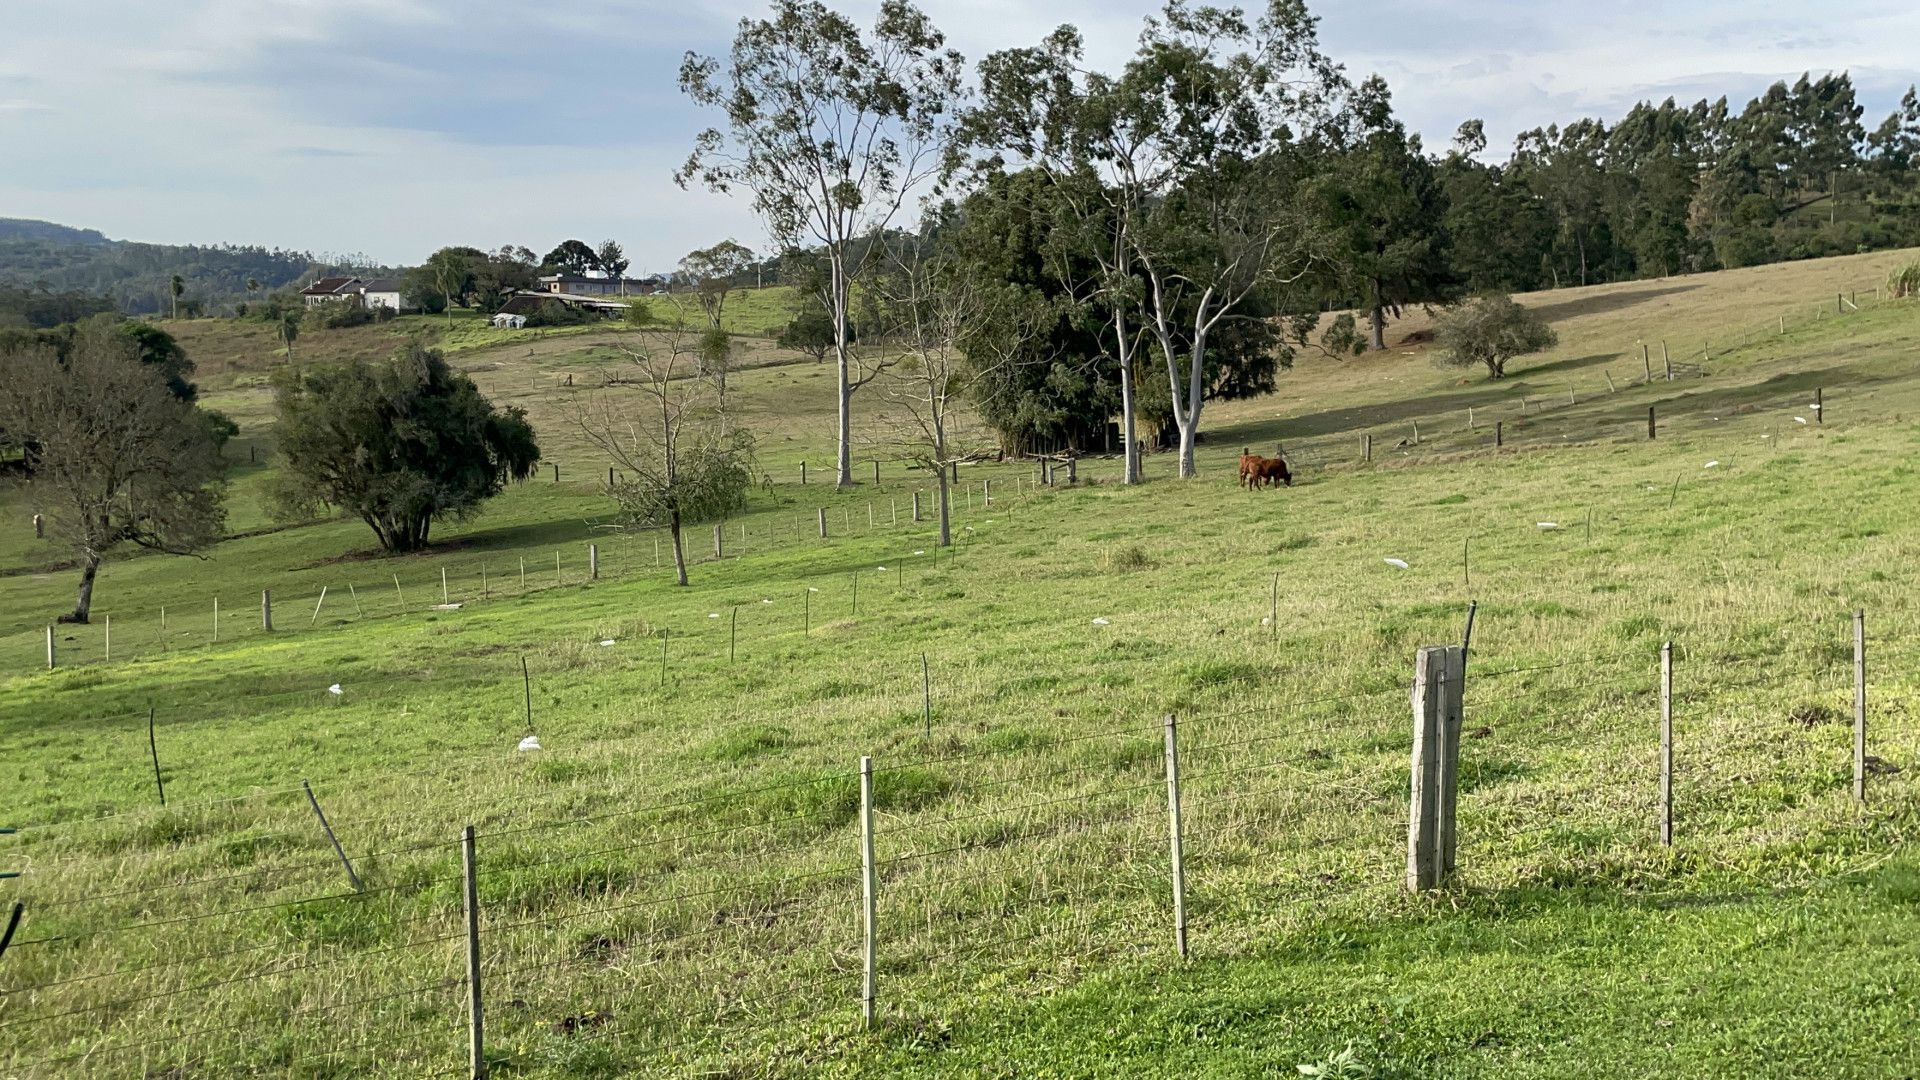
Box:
[679,240,757,329]
[596,240,631,291]
[168,274,185,320]
[542,240,602,277]
[272,343,540,552]
[573,326,754,586]
[678,0,966,487]
[1314,76,1457,349]
[1434,293,1557,378]
[0,324,227,623]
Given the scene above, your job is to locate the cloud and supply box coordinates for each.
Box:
[0,0,1916,269]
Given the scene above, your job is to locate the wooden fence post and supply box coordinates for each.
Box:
[1362,434,1372,462]
[462,825,486,1080]
[1854,609,1867,805]
[1815,387,1824,425]
[551,463,559,483]
[1660,641,1673,846]
[1067,457,1078,484]
[873,459,881,486]
[311,587,328,626]
[800,461,807,485]
[1647,406,1656,440]
[1164,714,1188,958]
[607,465,615,487]
[817,507,828,538]
[148,708,165,805]
[588,544,599,581]
[859,756,877,1029]
[261,590,273,632]
[45,626,54,671]
[713,524,724,558]
[213,597,219,642]
[1407,645,1464,891]
[1641,344,1651,381]
[911,492,922,523]
[442,567,450,604]
[32,513,42,539]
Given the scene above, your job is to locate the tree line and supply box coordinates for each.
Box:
[679,0,1920,480]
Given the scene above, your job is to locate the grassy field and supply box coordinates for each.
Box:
[2,251,1918,1078]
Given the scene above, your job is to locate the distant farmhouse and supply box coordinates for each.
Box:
[491,290,629,328]
[300,276,404,310]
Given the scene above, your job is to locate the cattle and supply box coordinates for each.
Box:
[1245,455,1292,489]
[1238,450,1262,489]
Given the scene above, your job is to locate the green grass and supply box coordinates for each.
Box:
[2,250,1919,1078]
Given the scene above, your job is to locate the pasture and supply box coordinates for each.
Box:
[2,249,1919,1078]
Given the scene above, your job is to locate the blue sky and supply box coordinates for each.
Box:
[2,0,1915,272]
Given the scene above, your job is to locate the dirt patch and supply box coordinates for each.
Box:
[1397,328,1436,347]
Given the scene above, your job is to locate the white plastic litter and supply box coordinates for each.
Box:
[326,683,343,696]
[517,735,541,752]
[707,613,719,619]
[913,550,925,556]
[598,639,615,647]
[1810,403,1822,410]
[1794,416,1808,424]
[1704,461,1720,469]
[761,599,772,604]
[1383,558,1410,569]
[1537,522,1560,530]
[877,566,888,572]
[1091,617,1110,626]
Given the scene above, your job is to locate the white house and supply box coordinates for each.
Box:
[300,276,363,307]
[359,278,404,311]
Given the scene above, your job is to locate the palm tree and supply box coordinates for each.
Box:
[169,274,185,320]
[278,311,300,358]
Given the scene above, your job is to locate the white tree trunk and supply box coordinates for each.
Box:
[1118,361,1141,485]
[830,256,856,488]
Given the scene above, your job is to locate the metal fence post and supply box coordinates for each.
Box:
[1164,714,1188,958]
[462,825,486,1079]
[859,756,877,1028]
[1854,610,1867,804]
[1660,641,1674,845]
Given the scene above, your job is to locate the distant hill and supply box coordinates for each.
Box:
[0,217,396,316]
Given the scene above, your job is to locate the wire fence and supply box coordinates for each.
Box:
[1,613,1911,1078]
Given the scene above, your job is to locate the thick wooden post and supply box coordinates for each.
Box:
[800,461,807,485]
[1660,641,1674,845]
[32,513,42,539]
[911,492,922,523]
[1407,645,1464,891]
[713,524,724,558]
[1854,609,1867,804]
[45,626,54,670]
[462,825,486,1079]
[1494,421,1502,448]
[817,508,828,538]
[1815,387,1824,424]
[1647,406,1656,440]
[1164,714,1188,958]
[588,544,598,581]
[261,590,273,632]
[1641,344,1651,381]
[1362,434,1372,462]
[1067,457,1078,484]
[551,463,558,483]
[1661,340,1671,380]
[873,459,881,486]
[859,756,877,1028]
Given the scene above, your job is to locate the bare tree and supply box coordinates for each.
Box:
[870,237,1034,547]
[678,0,965,487]
[0,325,227,622]
[573,326,753,586]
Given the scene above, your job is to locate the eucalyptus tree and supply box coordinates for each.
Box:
[679,240,756,329]
[678,0,965,487]
[973,0,1349,480]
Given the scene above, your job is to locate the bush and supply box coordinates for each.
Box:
[524,300,596,328]
[1434,293,1558,378]
[1889,262,1920,300]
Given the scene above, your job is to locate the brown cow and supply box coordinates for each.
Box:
[1246,455,1292,489]
[1238,451,1262,489]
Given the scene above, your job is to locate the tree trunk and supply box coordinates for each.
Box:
[67,551,102,623]
[669,511,688,586]
[1369,302,1387,352]
[1118,360,1141,485]
[830,255,856,488]
[936,464,952,548]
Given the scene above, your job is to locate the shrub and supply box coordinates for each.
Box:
[1889,261,1920,300]
[1434,293,1558,378]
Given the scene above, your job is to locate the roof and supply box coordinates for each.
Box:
[300,276,360,296]
[360,278,402,293]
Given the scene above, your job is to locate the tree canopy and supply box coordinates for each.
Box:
[272,343,541,552]
[1434,293,1558,378]
[0,322,228,622]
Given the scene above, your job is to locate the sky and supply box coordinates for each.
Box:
[2,0,1917,273]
